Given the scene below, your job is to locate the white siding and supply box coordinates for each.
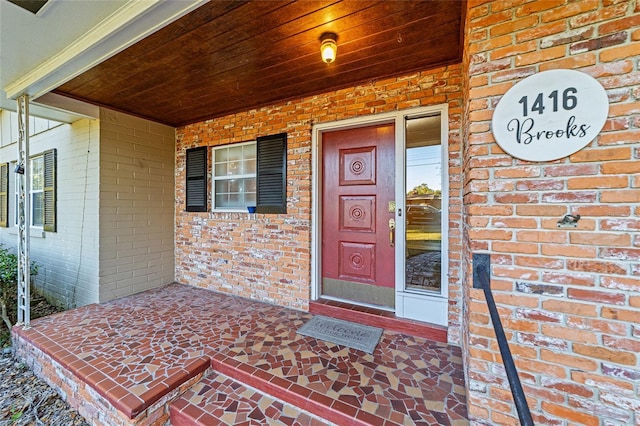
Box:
[0,110,65,147]
[98,109,175,302]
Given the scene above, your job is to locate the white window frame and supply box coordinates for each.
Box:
[13,161,17,227]
[212,141,257,212]
[30,155,44,228]
[13,155,44,228]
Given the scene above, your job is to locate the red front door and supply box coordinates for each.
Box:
[321,123,395,308]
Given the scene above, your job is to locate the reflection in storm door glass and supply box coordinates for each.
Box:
[405,115,442,294]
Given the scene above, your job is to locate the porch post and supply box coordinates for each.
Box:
[16,94,31,328]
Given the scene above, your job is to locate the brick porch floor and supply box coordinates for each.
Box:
[13,283,468,425]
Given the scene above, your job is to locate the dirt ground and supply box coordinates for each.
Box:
[0,290,89,426]
[1,286,62,349]
[0,356,89,426]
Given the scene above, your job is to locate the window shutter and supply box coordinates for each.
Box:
[0,163,8,227]
[186,146,208,212]
[43,149,57,232]
[256,133,287,214]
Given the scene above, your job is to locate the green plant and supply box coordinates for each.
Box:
[10,405,24,421]
[0,245,38,335]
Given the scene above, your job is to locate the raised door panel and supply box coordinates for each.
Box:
[339,242,375,282]
[339,146,376,186]
[340,196,375,232]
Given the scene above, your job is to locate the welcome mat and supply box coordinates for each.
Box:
[297,315,383,354]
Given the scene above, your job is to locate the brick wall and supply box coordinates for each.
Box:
[175,65,465,343]
[463,1,640,424]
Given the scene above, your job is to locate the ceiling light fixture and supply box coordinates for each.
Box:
[320,32,338,64]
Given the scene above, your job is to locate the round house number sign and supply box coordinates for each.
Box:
[492,69,609,162]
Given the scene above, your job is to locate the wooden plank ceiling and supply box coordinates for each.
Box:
[54,1,464,128]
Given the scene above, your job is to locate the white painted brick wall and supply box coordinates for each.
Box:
[98,109,175,302]
[0,108,175,308]
[0,113,100,308]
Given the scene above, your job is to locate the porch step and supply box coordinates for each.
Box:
[205,334,468,426]
[170,373,331,426]
[209,355,385,426]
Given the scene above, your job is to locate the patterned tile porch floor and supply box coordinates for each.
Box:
[14,283,468,425]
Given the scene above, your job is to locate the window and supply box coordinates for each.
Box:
[185,133,287,214]
[31,155,44,227]
[11,150,56,231]
[213,142,256,210]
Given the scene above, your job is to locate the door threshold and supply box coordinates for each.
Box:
[318,294,395,312]
[310,298,447,343]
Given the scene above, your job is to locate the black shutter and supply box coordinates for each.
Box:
[186,146,208,212]
[0,163,8,227]
[256,133,287,214]
[43,149,56,232]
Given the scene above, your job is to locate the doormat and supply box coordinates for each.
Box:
[297,315,383,354]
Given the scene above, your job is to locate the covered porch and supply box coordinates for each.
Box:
[13,283,467,425]
[4,2,469,424]
[5,0,640,424]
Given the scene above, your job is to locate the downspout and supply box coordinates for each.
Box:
[16,94,30,328]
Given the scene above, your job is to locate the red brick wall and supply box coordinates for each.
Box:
[463,1,640,424]
[175,65,464,342]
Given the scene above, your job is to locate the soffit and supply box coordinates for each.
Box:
[0,0,204,122]
[53,0,465,127]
